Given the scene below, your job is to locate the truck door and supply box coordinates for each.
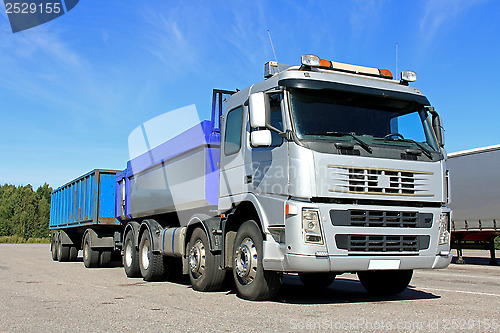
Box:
[246,92,289,197]
[220,105,246,202]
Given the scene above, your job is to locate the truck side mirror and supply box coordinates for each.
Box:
[427,107,445,148]
[249,92,270,128]
[250,130,272,147]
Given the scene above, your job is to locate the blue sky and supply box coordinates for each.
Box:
[0,0,499,188]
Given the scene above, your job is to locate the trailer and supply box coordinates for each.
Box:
[50,55,452,300]
[448,145,500,265]
[49,169,122,266]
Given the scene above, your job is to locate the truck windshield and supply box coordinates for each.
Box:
[289,88,439,152]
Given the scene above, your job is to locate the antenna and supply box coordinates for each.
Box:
[267,29,278,63]
[395,43,399,80]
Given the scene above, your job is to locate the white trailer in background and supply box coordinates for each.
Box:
[448,145,500,265]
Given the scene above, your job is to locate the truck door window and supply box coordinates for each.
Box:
[268,93,284,146]
[224,106,244,155]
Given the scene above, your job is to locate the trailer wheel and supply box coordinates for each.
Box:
[57,233,70,262]
[188,227,226,291]
[123,231,140,277]
[358,270,413,295]
[50,233,58,261]
[299,272,336,290]
[139,231,164,281]
[83,232,99,268]
[100,250,112,267]
[69,246,78,261]
[232,220,282,301]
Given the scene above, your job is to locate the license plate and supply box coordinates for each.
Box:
[368,259,401,270]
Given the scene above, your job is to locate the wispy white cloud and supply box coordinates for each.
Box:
[418,0,486,50]
[0,25,131,129]
[349,0,387,39]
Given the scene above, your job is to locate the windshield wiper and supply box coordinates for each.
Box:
[304,131,372,153]
[384,136,433,159]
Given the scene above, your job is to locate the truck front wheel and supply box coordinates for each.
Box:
[357,270,413,295]
[139,231,164,281]
[232,220,282,301]
[188,227,226,291]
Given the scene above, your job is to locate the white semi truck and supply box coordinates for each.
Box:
[448,145,500,265]
[50,55,452,300]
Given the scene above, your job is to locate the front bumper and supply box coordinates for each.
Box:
[262,200,452,272]
[263,250,452,272]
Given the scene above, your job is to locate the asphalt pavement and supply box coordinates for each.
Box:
[0,244,498,332]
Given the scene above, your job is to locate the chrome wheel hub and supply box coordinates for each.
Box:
[141,240,150,270]
[234,238,258,284]
[189,240,206,278]
[125,241,133,268]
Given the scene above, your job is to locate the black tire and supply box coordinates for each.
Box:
[123,231,141,277]
[69,246,78,261]
[299,272,336,290]
[100,250,112,267]
[358,270,413,295]
[188,228,226,291]
[232,220,282,301]
[50,233,58,261]
[139,231,164,281]
[83,232,99,268]
[57,233,70,262]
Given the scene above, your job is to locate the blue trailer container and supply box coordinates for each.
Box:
[49,169,121,229]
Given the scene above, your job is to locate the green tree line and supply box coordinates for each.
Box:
[0,183,52,239]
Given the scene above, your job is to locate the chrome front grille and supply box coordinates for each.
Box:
[350,210,418,227]
[335,235,430,253]
[329,210,433,228]
[328,165,434,197]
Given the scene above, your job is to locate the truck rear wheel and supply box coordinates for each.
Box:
[358,270,413,295]
[232,220,282,301]
[83,232,99,268]
[139,231,164,281]
[299,272,336,290]
[51,233,58,261]
[57,233,70,262]
[188,227,226,291]
[123,231,141,277]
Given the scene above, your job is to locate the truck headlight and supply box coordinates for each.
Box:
[302,209,323,244]
[438,213,450,245]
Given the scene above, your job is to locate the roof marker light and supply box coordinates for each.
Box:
[378,69,393,79]
[301,54,394,80]
[401,70,417,82]
[301,54,320,67]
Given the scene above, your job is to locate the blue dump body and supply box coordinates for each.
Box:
[115,120,220,221]
[49,169,121,229]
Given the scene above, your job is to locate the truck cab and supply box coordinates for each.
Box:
[215,55,451,299]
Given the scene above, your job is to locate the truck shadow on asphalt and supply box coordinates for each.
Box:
[119,271,439,304]
[270,275,439,305]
